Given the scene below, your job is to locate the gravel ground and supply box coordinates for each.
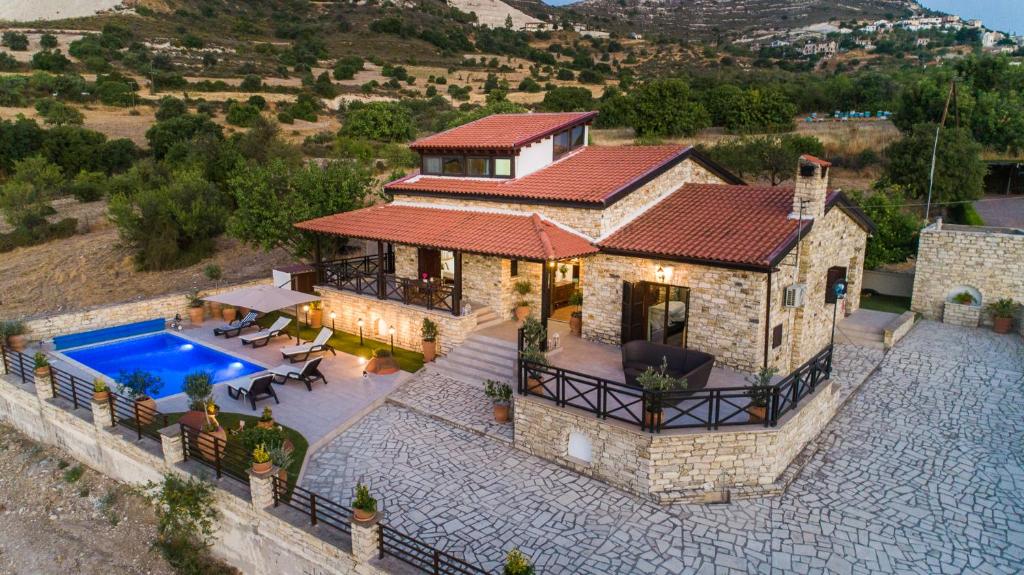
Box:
[0,423,175,575]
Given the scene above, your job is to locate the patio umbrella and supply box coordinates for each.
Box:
[203,285,322,343]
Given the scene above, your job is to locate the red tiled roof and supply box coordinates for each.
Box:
[800,154,832,167]
[409,112,597,151]
[599,183,812,268]
[294,204,597,260]
[387,145,691,205]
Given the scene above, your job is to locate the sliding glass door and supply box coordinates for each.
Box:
[621,281,690,347]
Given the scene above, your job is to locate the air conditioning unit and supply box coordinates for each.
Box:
[784,284,806,308]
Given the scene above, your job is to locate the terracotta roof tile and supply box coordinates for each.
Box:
[295,204,597,260]
[409,112,596,151]
[599,183,811,268]
[387,145,691,204]
[800,154,832,167]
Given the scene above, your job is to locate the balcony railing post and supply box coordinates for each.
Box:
[70,375,79,409]
[215,436,223,479]
[769,386,781,427]
[310,492,318,526]
[710,389,719,430]
[108,394,116,427]
[433,548,441,574]
[133,400,142,440]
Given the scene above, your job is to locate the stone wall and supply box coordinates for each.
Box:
[316,286,478,355]
[942,301,981,328]
[911,222,1024,323]
[597,160,724,236]
[513,380,840,503]
[21,279,272,341]
[0,375,385,575]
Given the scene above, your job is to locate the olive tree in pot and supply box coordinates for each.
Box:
[636,357,687,430]
[421,317,438,362]
[352,481,378,523]
[568,291,583,336]
[503,548,535,575]
[186,291,205,325]
[184,371,214,415]
[33,351,50,378]
[116,370,163,426]
[513,280,532,322]
[746,366,778,423]
[986,298,1019,334]
[0,320,27,352]
[484,379,513,423]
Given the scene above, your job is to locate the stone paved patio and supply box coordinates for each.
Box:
[387,367,514,443]
[301,322,1024,574]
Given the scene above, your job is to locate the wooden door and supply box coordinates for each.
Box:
[825,266,847,303]
[621,281,647,344]
[417,248,442,280]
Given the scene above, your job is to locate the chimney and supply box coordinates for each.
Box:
[790,154,831,220]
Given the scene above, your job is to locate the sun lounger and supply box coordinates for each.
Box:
[280,327,335,362]
[240,316,292,348]
[227,374,280,410]
[213,311,259,338]
[268,357,326,391]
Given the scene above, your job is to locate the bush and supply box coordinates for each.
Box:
[1,32,28,51]
[517,77,541,93]
[34,98,84,126]
[341,102,414,142]
[203,263,222,280]
[540,86,594,112]
[239,74,262,91]
[40,33,58,49]
[155,96,188,121]
[226,102,261,127]
[31,50,72,72]
[143,474,233,575]
[67,170,107,202]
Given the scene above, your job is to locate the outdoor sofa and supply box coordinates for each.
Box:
[621,341,714,390]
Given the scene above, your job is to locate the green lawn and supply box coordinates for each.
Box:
[256,311,424,372]
[859,293,912,314]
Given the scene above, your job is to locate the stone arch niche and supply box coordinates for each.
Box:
[945,285,982,306]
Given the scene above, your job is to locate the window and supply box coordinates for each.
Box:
[510,260,519,277]
[552,125,586,160]
[442,156,464,175]
[825,266,847,304]
[553,130,571,158]
[495,158,512,177]
[571,125,585,147]
[467,157,491,177]
[423,156,442,174]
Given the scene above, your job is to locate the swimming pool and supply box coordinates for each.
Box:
[63,332,264,399]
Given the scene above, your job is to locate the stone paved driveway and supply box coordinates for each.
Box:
[301,322,1024,574]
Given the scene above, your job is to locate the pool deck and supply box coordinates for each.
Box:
[48,326,412,449]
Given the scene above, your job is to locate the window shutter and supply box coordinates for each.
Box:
[825,266,847,304]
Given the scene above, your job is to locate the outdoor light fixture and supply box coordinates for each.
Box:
[388,325,396,353]
[656,265,665,282]
[829,280,848,351]
[302,304,310,326]
[330,311,337,331]
[357,317,364,345]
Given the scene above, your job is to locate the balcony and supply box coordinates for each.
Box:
[315,254,461,315]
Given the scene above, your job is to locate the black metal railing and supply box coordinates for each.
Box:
[1,346,31,385]
[315,254,459,316]
[179,422,251,486]
[49,366,92,410]
[379,524,489,575]
[272,475,352,534]
[319,253,394,285]
[518,345,834,433]
[108,391,169,442]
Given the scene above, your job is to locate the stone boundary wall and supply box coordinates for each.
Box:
[21,278,272,341]
[513,380,840,503]
[911,222,1024,323]
[316,285,479,355]
[0,372,386,575]
[942,301,981,328]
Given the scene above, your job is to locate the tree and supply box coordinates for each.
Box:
[505,14,514,30]
[1,32,28,51]
[34,98,84,126]
[41,125,108,176]
[226,102,261,127]
[540,86,594,112]
[972,90,1024,154]
[702,134,825,185]
[227,159,371,257]
[630,79,710,138]
[39,33,58,49]
[145,114,224,159]
[850,186,921,269]
[0,156,62,229]
[239,74,262,91]
[155,96,188,121]
[341,102,414,142]
[31,50,71,72]
[883,123,986,212]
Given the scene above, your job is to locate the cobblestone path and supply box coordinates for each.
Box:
[302,322,1024,574]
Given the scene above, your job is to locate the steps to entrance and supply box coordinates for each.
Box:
[835,309,897,350]
[433,332,518,385]
[471,305,504,331]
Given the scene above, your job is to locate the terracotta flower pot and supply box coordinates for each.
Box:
[93,390,110,403]
[209,301,222,317]
[569,315,582,336]
[353,508,377,523]
[257,419,274,430]
[197,426,227,462]
[514,306,531,322]
[747,405,767,424]
[993,316,1012,334]
[527,376,545,396]
[134,396,157,426]
[252,460,273,474]
[644,408,663,430]
[188,307,204,325]
[35,366,49,378]
[222,307,237,322]
[309,309,323,329]
[422,340,436,363]
[493,401,510,423]
[366,357,400,375]
[6,334,26,352]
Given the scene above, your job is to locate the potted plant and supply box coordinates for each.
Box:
[308,301,323,329]
[258,406,275,429]
[952,291,976,305]
[521,347,548,396]
[251,443,273,474]
[568,291,583,336]
[746,366,778,424]
[986,298,1019,334]
[184,371,213,414]
[208,299,223,319]
[484,379,513,423]
[222,305,237,323]
[521,316,546,350]
[513,280,532,321]
[116,370,163,426]
[186,291,205,325]
[92,378,109,402]
[421,318,438,363]
[269,444,293,485]
[352,481,378,522]
[503,548,534,575]
[558,264,569,281]
[0,320,27,352]
[33,352,49,378]
[366,348,400,375]
[636,357,686,430]
[198,415,228,462]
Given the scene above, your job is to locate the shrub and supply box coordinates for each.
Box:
[67,170,107,202]
[34,98,84,126]
[504,549,534,575]
[986,298,1019,318]
[40,33,58,49]
[226,102,261,127]
[352,482,377,514]
[234,424,286,453]
[62,464,84,483]
[239,74,262,91]
[1,32,28,51]
[952,292,977,305]
[421,318,438,342]
[341,102,414,142]
[155,96,188,121]
[31,50,71,72]
[203,263,222,280]
[484,380,512,403]
[143,473,232,574]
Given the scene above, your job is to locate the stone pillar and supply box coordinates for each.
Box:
[34,367,54,401]
[159,424,184,466]
[249,466,277,511]
[351,513,381,564]
[91,397,113,430]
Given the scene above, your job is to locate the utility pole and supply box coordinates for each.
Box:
[925,78,958,222]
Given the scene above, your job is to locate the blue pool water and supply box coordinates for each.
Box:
[63,333,264,399]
